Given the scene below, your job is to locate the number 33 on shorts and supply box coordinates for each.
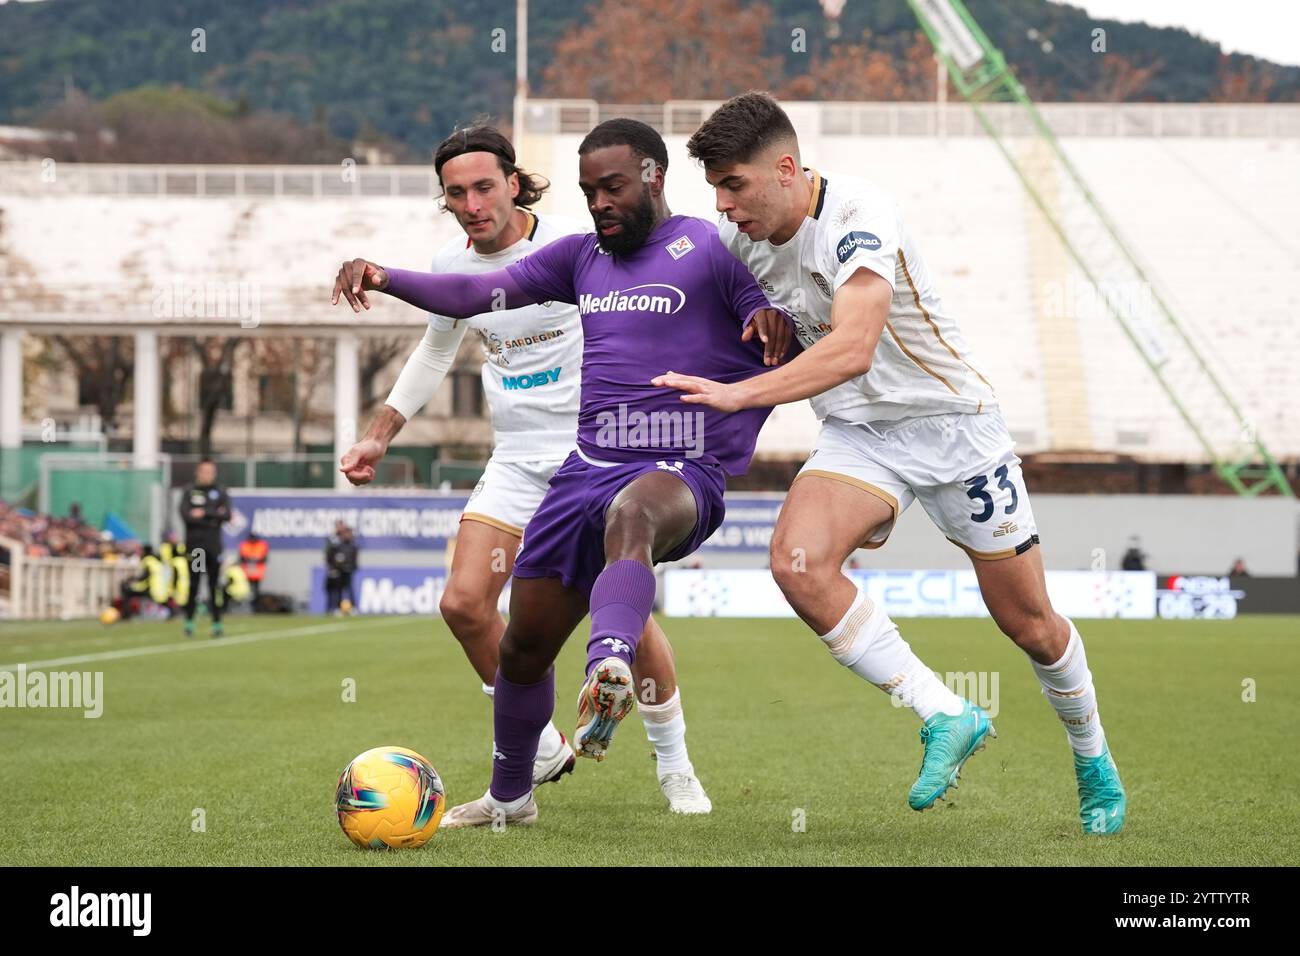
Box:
[941,456,1039,560]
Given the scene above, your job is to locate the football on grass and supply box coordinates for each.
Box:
[335,746,445,849]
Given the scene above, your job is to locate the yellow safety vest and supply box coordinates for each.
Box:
[223,564,251,602]
[144,555,169,604]
[170,555,190,605]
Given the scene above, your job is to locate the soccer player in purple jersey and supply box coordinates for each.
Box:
[331,119,793,828]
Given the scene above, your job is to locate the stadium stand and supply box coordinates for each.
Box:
[2,103,1297,466]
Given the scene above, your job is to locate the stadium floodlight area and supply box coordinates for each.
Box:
[907,0,1294,498]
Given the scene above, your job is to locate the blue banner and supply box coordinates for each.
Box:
[695,494,784,554]
[223,494,469,552]
[308,566,514,615]
[221,490,784,554]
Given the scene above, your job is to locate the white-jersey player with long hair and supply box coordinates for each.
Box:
[339,125,710,814]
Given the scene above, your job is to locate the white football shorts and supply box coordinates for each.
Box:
[461,455,569,538]
[795,408,1039,560]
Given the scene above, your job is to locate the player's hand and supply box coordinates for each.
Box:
[742,308,792,366]
[188,508,204,519]
[651,372,747,413]
[332,258,389,313]
[339,437,387,485]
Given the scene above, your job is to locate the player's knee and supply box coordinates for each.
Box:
[438,587,492,640]
[498,631,549,683]
[604,498,655,559]
[1000,606,1060,657]
[770,539,835,601]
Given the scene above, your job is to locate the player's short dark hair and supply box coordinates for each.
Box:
[434,123,549,209]
[686,91,799,168]
[578,118,669,175]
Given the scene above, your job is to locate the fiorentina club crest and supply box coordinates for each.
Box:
[665,235,695,260]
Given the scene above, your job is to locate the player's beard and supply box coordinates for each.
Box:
[594,187,656,255]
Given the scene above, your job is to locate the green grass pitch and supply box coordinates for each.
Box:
[1,612,1296,866]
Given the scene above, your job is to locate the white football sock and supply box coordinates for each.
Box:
[638,689,693,778]
[484,680,566,761]
[1031,620,1107,758]
[820,589,963,721]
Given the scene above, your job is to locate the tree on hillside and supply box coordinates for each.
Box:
[1079,54,1163,102]
[31,85,361,164]
[1210,54,1277,103]
[540,0,783,102]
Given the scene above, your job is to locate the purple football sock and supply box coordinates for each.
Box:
[586,559,657,676]
[489,670,554,803]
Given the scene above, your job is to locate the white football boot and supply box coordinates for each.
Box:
[441,791,538,829]
[660,772,713,814]
[533,731,577,787]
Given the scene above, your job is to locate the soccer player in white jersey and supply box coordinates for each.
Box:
[657,93,1125,834]
[339,126,710,814]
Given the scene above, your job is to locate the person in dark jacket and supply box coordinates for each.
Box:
[325,520,359,615]
[179,458,232,637]
[1120,536,1146,572]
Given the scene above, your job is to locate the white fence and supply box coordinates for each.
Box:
[3,103,1296,199]
[0,163,437,199]
[0,536,135,620]
[523,100,1300,138]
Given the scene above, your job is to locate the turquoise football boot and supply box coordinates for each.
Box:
[1075,745,1126,834]
[908,700,995,811]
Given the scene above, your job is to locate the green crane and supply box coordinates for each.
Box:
[906,0,1293,497]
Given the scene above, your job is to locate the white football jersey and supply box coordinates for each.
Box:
[719,169,996,424]
[427,212,587,461]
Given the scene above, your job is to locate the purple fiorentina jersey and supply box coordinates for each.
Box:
[504,215,777,475]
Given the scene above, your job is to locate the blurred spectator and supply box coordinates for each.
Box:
[239,531,269,603]
[179,458,232,638]
[113,545,169,620]
[0,499,141,561]
[325,520,359,615]
[1121,536,1147,571]
[1229,557,1250,576]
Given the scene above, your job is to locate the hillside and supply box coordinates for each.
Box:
[1,0,1295,159]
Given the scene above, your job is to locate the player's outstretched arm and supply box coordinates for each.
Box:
[654,268,890,412]
[339,323,468,485]
[330,257,540,317]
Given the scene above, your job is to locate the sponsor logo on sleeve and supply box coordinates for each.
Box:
[836,231,882,263]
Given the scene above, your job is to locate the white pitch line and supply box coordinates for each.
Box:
[0,616,413,671]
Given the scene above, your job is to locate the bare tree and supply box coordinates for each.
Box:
[51,335,133,436]
[192,338,243,457]
[359,335,411,412]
